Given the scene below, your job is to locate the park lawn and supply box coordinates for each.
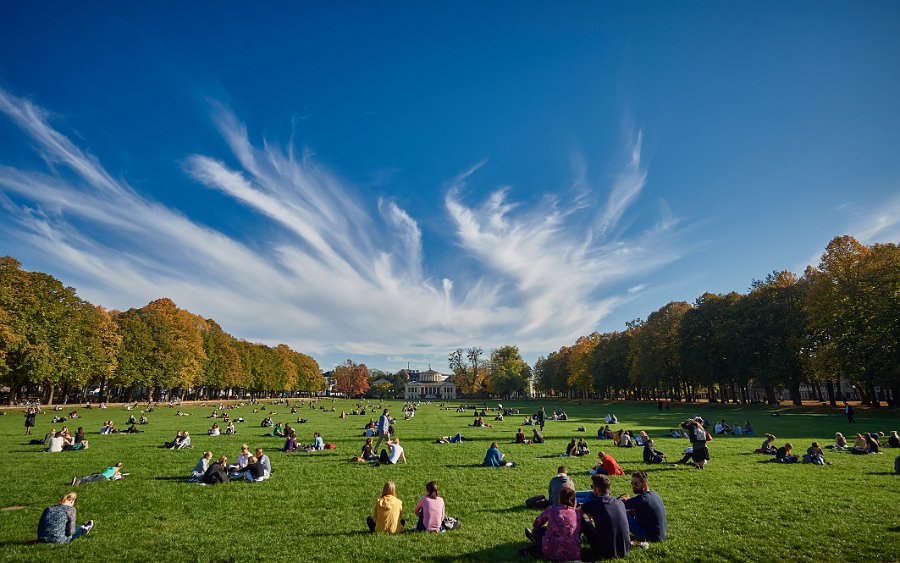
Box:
[0,400,897,562]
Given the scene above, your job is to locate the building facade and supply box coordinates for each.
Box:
[403,369,457,400]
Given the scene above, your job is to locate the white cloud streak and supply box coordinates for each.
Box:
[0,88,683,368]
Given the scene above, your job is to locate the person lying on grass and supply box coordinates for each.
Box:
[435,433,465,444]
[367,481,404,533]
[72,462,124,486]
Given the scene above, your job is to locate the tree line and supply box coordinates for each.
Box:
[533,236,899,406]
[0,257,323,405]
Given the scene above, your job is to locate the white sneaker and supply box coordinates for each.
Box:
[82,520,94,534]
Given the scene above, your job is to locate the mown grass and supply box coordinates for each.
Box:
[0,400,897,562]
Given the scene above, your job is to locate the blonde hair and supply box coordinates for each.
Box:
[381,481,396,498]
[61,492,78,504]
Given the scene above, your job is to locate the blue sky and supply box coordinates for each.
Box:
[1,2,898,372]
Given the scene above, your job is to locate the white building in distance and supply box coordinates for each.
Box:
[403,369,457,400]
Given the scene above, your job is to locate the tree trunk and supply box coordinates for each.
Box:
[764,386,776,405]
[825,380,836,406]
[46,384,56,406]
[788,383,802,406]
[869,384,880,408]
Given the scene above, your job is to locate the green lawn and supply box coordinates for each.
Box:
[0,399,897,562]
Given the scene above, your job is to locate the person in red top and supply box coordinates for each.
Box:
[592,451,624,476]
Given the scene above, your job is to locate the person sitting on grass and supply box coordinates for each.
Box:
[852,433,866,451]
[578,474,631,560]
[367,481,404,533]
[744,421,754,435]
[526,487,581,561]
[208,422,221,436]
[177,431,192,449]
[483,442,515,467]
[163,431,183,449]
[228,444,251,472]
[775,443,798,463]
[414,481,445,532]
[202,456,229,484]
[577,437,590,456]
[72,462,124,486]
[188,451,213,482]
[255,448,271,479]
[887,431,899,448]
[234,456,266,482]
[564,438,578,457]
[377,438,408,465]
[832,432,849,451]
[139,414,148,425]
[531,428,545,444]
[548,466,574,505]
[643,439,666,464]
[46,431,65,453]
[592,451,624,476]
[515,428,528,444]
[225,421,236,435]
[283,431,299,452]
[622,470,667,542]
[355,437,378,461]
[313,432,325,451]
[803,442,827,465]
[37,492,93,544]
[758,434,777,454]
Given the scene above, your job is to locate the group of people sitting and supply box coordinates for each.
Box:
[282,431,327,452]
[525,468,666,561]
[162,431,192,449]
[562,437,590,457]
[188,445,271,484]
[43,427,89,452]
[207,421,237,435]
[515,427,544,444]
[713,419,752,435]
[367,480,457,533]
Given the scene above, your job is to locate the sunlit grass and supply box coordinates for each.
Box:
[0,400,897,562]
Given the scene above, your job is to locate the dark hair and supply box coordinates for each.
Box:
[591,473,611,493]
[426,481,439,499]
[631,470,649,485]
[557,465,567,474]
[559,487,576,507]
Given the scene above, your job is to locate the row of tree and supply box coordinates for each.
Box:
[0,257,323,404]
[533,236,899,406]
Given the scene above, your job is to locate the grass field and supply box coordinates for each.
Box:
[0,399,897,562]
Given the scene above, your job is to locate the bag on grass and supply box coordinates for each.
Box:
[525,495,550,509]
[442,516,461,530]
[325,443,337,449]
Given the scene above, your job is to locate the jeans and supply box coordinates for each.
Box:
[627,514,648,540]
[79,474,106,484]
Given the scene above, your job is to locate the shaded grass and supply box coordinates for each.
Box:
[0,400,897,562]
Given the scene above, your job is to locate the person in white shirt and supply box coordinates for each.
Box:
[386,438,408,465]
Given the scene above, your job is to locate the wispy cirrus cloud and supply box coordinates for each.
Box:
[0,87,683,368]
